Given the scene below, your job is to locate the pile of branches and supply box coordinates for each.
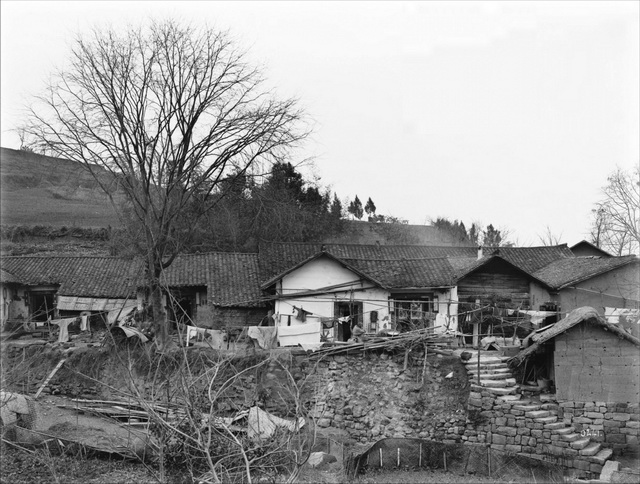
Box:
[310,327,454,358]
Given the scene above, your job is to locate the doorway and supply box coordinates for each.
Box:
[334,301,363,342]
[29,292,55,321]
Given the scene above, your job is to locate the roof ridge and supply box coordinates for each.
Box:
[2,255,128,259]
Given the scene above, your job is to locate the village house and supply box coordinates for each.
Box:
[533,255,640,319]
[0,253,266,335]
[570,240,614,258]
[0,256,139,330]
[2,243,637,348]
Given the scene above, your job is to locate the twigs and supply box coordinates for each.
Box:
[309,328,454,358]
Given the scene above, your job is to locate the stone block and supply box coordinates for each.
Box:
[590,463,603,475]
[600,460,619,481]
[492,434,507,445]
[606,434,626,444]
[604,420,624,428]
[574,459,590,471]
[505,444,522,454]
[497,426,517,437]
[317,418,331,428]
[585,412,604,419]
[626,421,640,429]
[612,413,631,422]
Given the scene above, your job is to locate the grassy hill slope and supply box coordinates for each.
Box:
[0,147,121,227]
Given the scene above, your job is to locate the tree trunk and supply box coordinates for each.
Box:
[148,256,169,348]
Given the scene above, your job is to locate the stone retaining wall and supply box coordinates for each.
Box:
[464,389,610,479]
[307,352,469,444]
[558,401,640,451]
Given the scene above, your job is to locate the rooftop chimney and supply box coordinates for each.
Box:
[477,246,483,260]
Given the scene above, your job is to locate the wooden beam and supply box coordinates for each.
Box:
[34,359,66,399]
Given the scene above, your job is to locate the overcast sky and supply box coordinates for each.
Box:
[1,1,638,246]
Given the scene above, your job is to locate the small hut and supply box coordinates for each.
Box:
[511,307,640,403]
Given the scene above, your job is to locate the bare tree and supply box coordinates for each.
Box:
[590,166,640,256]
[23,21,306,345]
[538,225,564,246]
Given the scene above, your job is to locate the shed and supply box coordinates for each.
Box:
[511,307,640,403]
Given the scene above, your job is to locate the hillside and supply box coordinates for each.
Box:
[0,147,464,255]
[0,147,121,227]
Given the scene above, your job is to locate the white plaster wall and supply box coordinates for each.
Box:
[274,256,391,330]
[5,286,30,320]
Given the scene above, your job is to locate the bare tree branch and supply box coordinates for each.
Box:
[23,20,308,345]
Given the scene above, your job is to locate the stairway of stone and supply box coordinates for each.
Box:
[462,351,613,476]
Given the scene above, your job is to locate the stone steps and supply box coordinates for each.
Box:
[468,367,511,374]
[560,432,581,442]
[589,448,613,465]
[477,378,516,388]
[525,410,550,419]
[579,442,602,456]
[545,422,566,430]
[468,371,513,380]
[460,355,616,478]
[513,404,541,412]
[534,416,558,424]
[571,437,592,450]
[481,386,518,395]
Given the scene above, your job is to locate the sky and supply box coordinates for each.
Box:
[1,1,638,246]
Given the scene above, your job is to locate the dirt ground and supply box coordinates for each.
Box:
[9,394,152,458]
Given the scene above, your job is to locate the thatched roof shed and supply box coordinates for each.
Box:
[509,306,640,366]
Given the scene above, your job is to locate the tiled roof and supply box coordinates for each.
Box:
[0,268,20,283]
[258,241,476,284]
[569,240,613,257]
[259,242,578,290]
[533,255,639,290]
[2,253,265,307]
[488,245,574,274]
[1,256,140,298]
[345,258,457,288]
[205,253,264,307]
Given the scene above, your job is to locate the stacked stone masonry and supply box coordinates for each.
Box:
[460,353,629,480]
[308,352,469,445]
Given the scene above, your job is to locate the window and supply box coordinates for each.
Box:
[392,295,438,331]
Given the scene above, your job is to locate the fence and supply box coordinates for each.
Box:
[345,438,564,481]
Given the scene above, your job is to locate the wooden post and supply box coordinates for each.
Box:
[397,448,400,467]
[34,358,66,399]
[419,443,422,467]
[472,322,479,348]
[443,450,447,471]
[403,348,410,371]
[487,446,491,477]
[379,448,383,467]
[477,347,481,386]
[422,343,428,384]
